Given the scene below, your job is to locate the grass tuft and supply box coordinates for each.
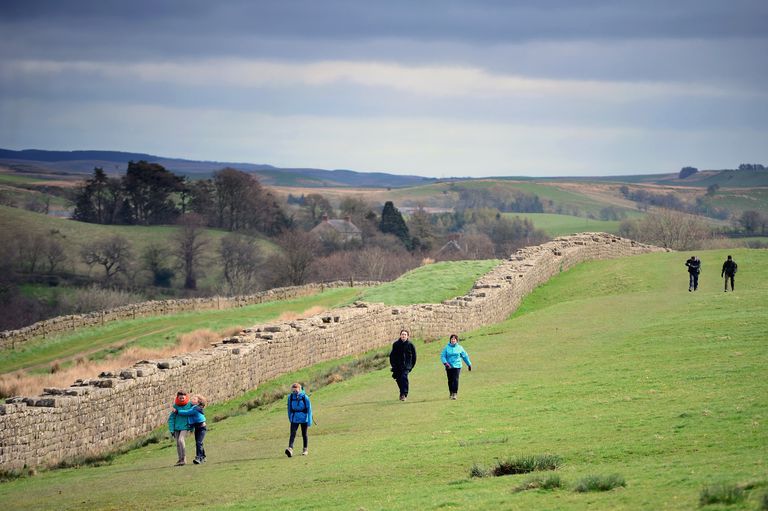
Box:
[573,474,626,492]
[698,483,745,506]
[512,474,564,492]
[491,454,562,476]
[760,492,768,511]
[469,464,488,478]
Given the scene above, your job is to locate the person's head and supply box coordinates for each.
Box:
[192,395,207,408]
[690,255,696,260]
[727,255,732,260]
[399,329,409,341]
[174,390,189,406]
[449,334,459,345]
[291,383,302,395]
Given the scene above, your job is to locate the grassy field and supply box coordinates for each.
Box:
[502,213,623,237]
[360,259,499,305]
[1,248,765,510]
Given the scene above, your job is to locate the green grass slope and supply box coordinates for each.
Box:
[1,248,766,510]
[502,213,623,237]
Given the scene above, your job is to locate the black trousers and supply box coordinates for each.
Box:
[395,370,410,397]
[689,272,699,290]
[289,422,308,449]
[724,274,735,290]
[446,367,461,394]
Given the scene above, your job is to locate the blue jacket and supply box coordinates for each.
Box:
[175,404,206,426]
[440,343,472,369]
[287,391,312,426]
[168,403,193,433]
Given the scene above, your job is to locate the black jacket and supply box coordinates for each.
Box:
[685,258,701,274]
[722,259,738,276]
[390,339,417,374]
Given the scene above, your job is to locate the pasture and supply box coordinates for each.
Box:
[1,248,765,510]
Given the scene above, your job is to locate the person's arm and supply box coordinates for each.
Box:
[461,348,472,369]
[440,346,449,366]
[410,343,417,368]
[175,406,196,416]
[306,396,313,426]
[168,411,175,433]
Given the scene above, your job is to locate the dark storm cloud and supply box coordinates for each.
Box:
[2,0,766,60]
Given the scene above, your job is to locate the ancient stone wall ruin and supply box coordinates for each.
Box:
[0,234,665,470]
[0,281,379,351]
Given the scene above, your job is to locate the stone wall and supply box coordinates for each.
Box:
[0,234,665,470]
[0,281,380,351]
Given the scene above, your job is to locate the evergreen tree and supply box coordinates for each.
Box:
[379,201,411,248]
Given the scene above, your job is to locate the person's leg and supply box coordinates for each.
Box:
[195,425,207,460]
[300,423,308,451]
[401,371,410,397]
[730,275,735,291]
[453,368,461,394]
[176,430,188,464]
[288,422,299,448]
[724,275,728,291]
[689,273,694,291]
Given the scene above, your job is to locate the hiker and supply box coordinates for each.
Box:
[721,255,738,292]
[174,394,208,464]
[285,383,312,457]
[390,329,417,401]
[440,334,472,400]
[168,390,194,466]
[685,255,701,291]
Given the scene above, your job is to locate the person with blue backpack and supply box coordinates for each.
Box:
[440,334,472,400]
[285,382,312,457]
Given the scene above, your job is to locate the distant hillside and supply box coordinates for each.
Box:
[572,169,768,188]
[0,148,437,188]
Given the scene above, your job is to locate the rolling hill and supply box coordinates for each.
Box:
[0,248,765,510]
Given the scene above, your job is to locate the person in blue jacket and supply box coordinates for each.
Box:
[174,394,207,464]
[285,382,312,457]
[440,334,472,400]
[168,390,193,466]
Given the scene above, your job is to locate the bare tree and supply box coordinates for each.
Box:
[265,230,320,286]
[636,209,711,250]
[81,235,132,283]
[219,233,263,295]
[173,213,209,290]
[43,232,68,273]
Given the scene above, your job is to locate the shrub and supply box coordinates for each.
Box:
[491,454,562,476]
[573,474,626,492]
[698,483,745,506]
[513,474,564,492]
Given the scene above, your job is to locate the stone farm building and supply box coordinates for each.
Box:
[311,214,363,244]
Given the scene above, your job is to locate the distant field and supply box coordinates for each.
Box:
[1,248,765,510]
[503,213,623,236]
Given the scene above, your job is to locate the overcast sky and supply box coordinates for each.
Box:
[1,1,766,177]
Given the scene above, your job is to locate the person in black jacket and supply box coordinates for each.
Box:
[685,255,701,291]
[389,329,417,401]
[721,255,738,292]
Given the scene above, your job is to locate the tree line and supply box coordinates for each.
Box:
[73,162,289,235]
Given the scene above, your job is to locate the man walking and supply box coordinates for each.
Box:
[685,255,701,292]
[721,255,738,292]
[390,329,417,401]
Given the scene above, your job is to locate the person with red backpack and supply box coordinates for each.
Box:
[285,383,312,457]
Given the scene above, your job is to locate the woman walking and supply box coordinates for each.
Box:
[285,383,312,457]
[390,329,417,401]
[440,334,472,400]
